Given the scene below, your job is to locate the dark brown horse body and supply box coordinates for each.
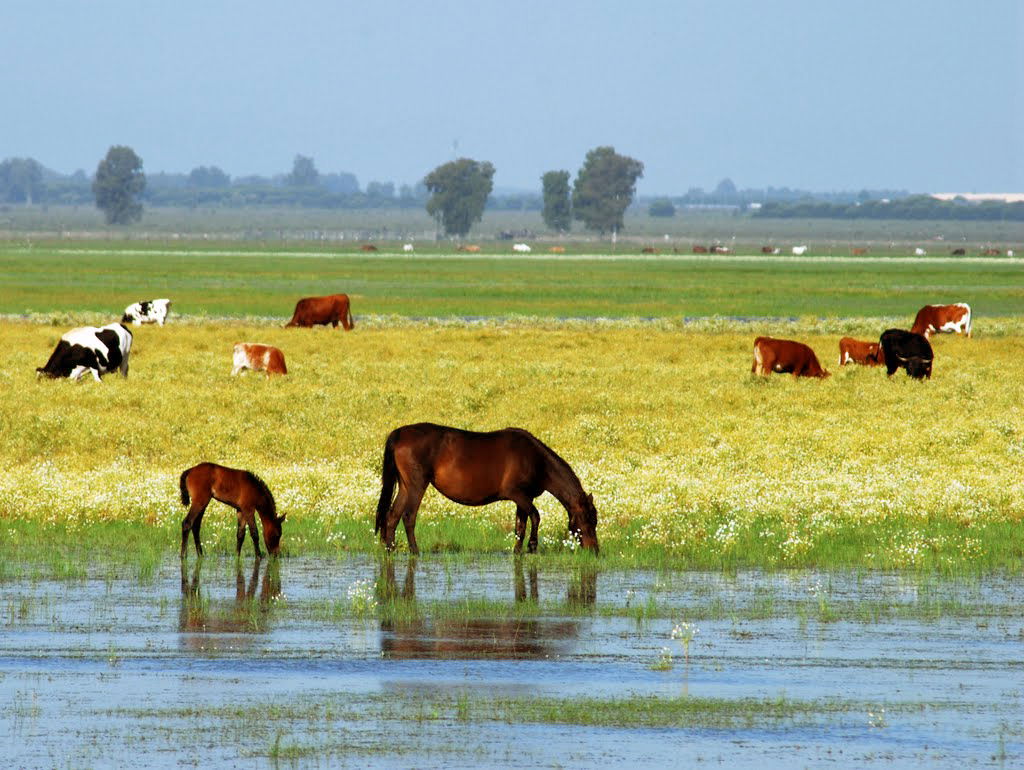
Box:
[179,463,285,558]
[375,423,598,555]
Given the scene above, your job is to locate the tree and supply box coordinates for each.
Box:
[541,170,571,231]
[0,157,44,205]
[423,158,495,237]
[188,165,230,188]
[287,154,319,186]
[572,146,644,234]
[93,146,146,224]
[648,198,676,217]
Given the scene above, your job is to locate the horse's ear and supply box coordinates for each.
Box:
[587,493,594,505]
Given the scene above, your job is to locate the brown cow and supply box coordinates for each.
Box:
[910,303,971,338]
[285,294,354,330]
[838,337,883,366]
[851,247,868,255]
[752,337,829,378]
[641,246,659,254]
[692,245,708,254]
[549,246,566,254]
[232,343,287,377]
[951,248,966,256]
[982,248,1001,256]
[761,246,775,254]
[360,244,378,252]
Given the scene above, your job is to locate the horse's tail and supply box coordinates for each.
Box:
[346,303,354,330]
[179,468,191,508]
[375,431,398,534]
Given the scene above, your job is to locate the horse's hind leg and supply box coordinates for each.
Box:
[181,495,211,559]
[509,494,540,553]
[513,504,529,554]
[399,486,426,556]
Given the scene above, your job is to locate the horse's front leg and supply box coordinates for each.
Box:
[513,505,528,554]
[526,503,541,553]
[242,510,263,559]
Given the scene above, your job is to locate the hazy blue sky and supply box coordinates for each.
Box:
[3,0,1020,194]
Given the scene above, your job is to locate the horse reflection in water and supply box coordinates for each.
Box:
[376,558,596,660]
[178,558,282,651]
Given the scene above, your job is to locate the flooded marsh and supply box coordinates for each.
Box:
[2,555,1021,767]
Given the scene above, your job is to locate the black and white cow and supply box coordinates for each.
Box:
[36,323,133,382]
[879,329,933,380]
[122,298,171,326]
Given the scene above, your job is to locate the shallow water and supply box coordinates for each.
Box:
[2,555,1021,767]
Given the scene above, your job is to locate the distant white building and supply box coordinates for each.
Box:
[932,193,1024,203]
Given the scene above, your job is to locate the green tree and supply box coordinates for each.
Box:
[572,146,644,234]
[0,157,44,205]
[287,154,319,186]
[93,146,146,224]
[423,158,495,237]
[648,198,676,217]
[188,165,230,187]
[541,170,571,231]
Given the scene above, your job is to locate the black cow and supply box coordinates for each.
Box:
[879,329,933,380]
[36,323,133,382]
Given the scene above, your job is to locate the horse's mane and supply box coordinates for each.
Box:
[245,471,278,519]
[507,428,581,486]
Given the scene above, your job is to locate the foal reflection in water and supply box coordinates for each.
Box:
[179,557,282,636]
[375,423,599,555]
[179,463,286,559]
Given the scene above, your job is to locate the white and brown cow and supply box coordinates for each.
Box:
[910,303,971,338]
[232,343,287,377]
[122,298,171,326]
[37,323,133,382]
[838,337,883,366]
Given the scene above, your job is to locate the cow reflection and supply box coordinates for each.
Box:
[376,558,595,660]
[178,558,281,649]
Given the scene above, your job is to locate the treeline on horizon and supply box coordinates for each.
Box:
[1,154,1021,222]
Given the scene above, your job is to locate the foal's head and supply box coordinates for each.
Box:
[569,493,599,554]
[259,512,286,556]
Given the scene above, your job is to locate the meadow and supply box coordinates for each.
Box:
[2,304,1022,573]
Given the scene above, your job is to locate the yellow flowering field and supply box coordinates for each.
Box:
[1,316,1022,570]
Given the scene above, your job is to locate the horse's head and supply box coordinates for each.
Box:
[569,493,599,554]
[262,513,286,556]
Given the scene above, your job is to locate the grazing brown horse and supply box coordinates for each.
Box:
[179,463,286,559]
[375,423,599,555]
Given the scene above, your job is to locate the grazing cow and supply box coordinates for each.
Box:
[838,337,883,366]
[36,323,132,382]
[403,243,414,252]
[1008,249,1015,257]
[549,246,566,254]
[285,294,354,330]
[982,248,1001,256]
[914,247,927,256]
[360,244,378,252]
[951,248,966,256]
[751,336,829,378]
[232,343,287,377]
[692,245,708,254]
[122,298,171,326]
[513,243,531,253]
[761,246,775,254]
[641,246,659,254]
[712,245,730,254]
[880,329,933,379]
[792,245,808,255]
[910,303,971,338]
[851,248,868,255]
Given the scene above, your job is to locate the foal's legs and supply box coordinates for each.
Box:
[181,492,211,558]
[237,509,263,559]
